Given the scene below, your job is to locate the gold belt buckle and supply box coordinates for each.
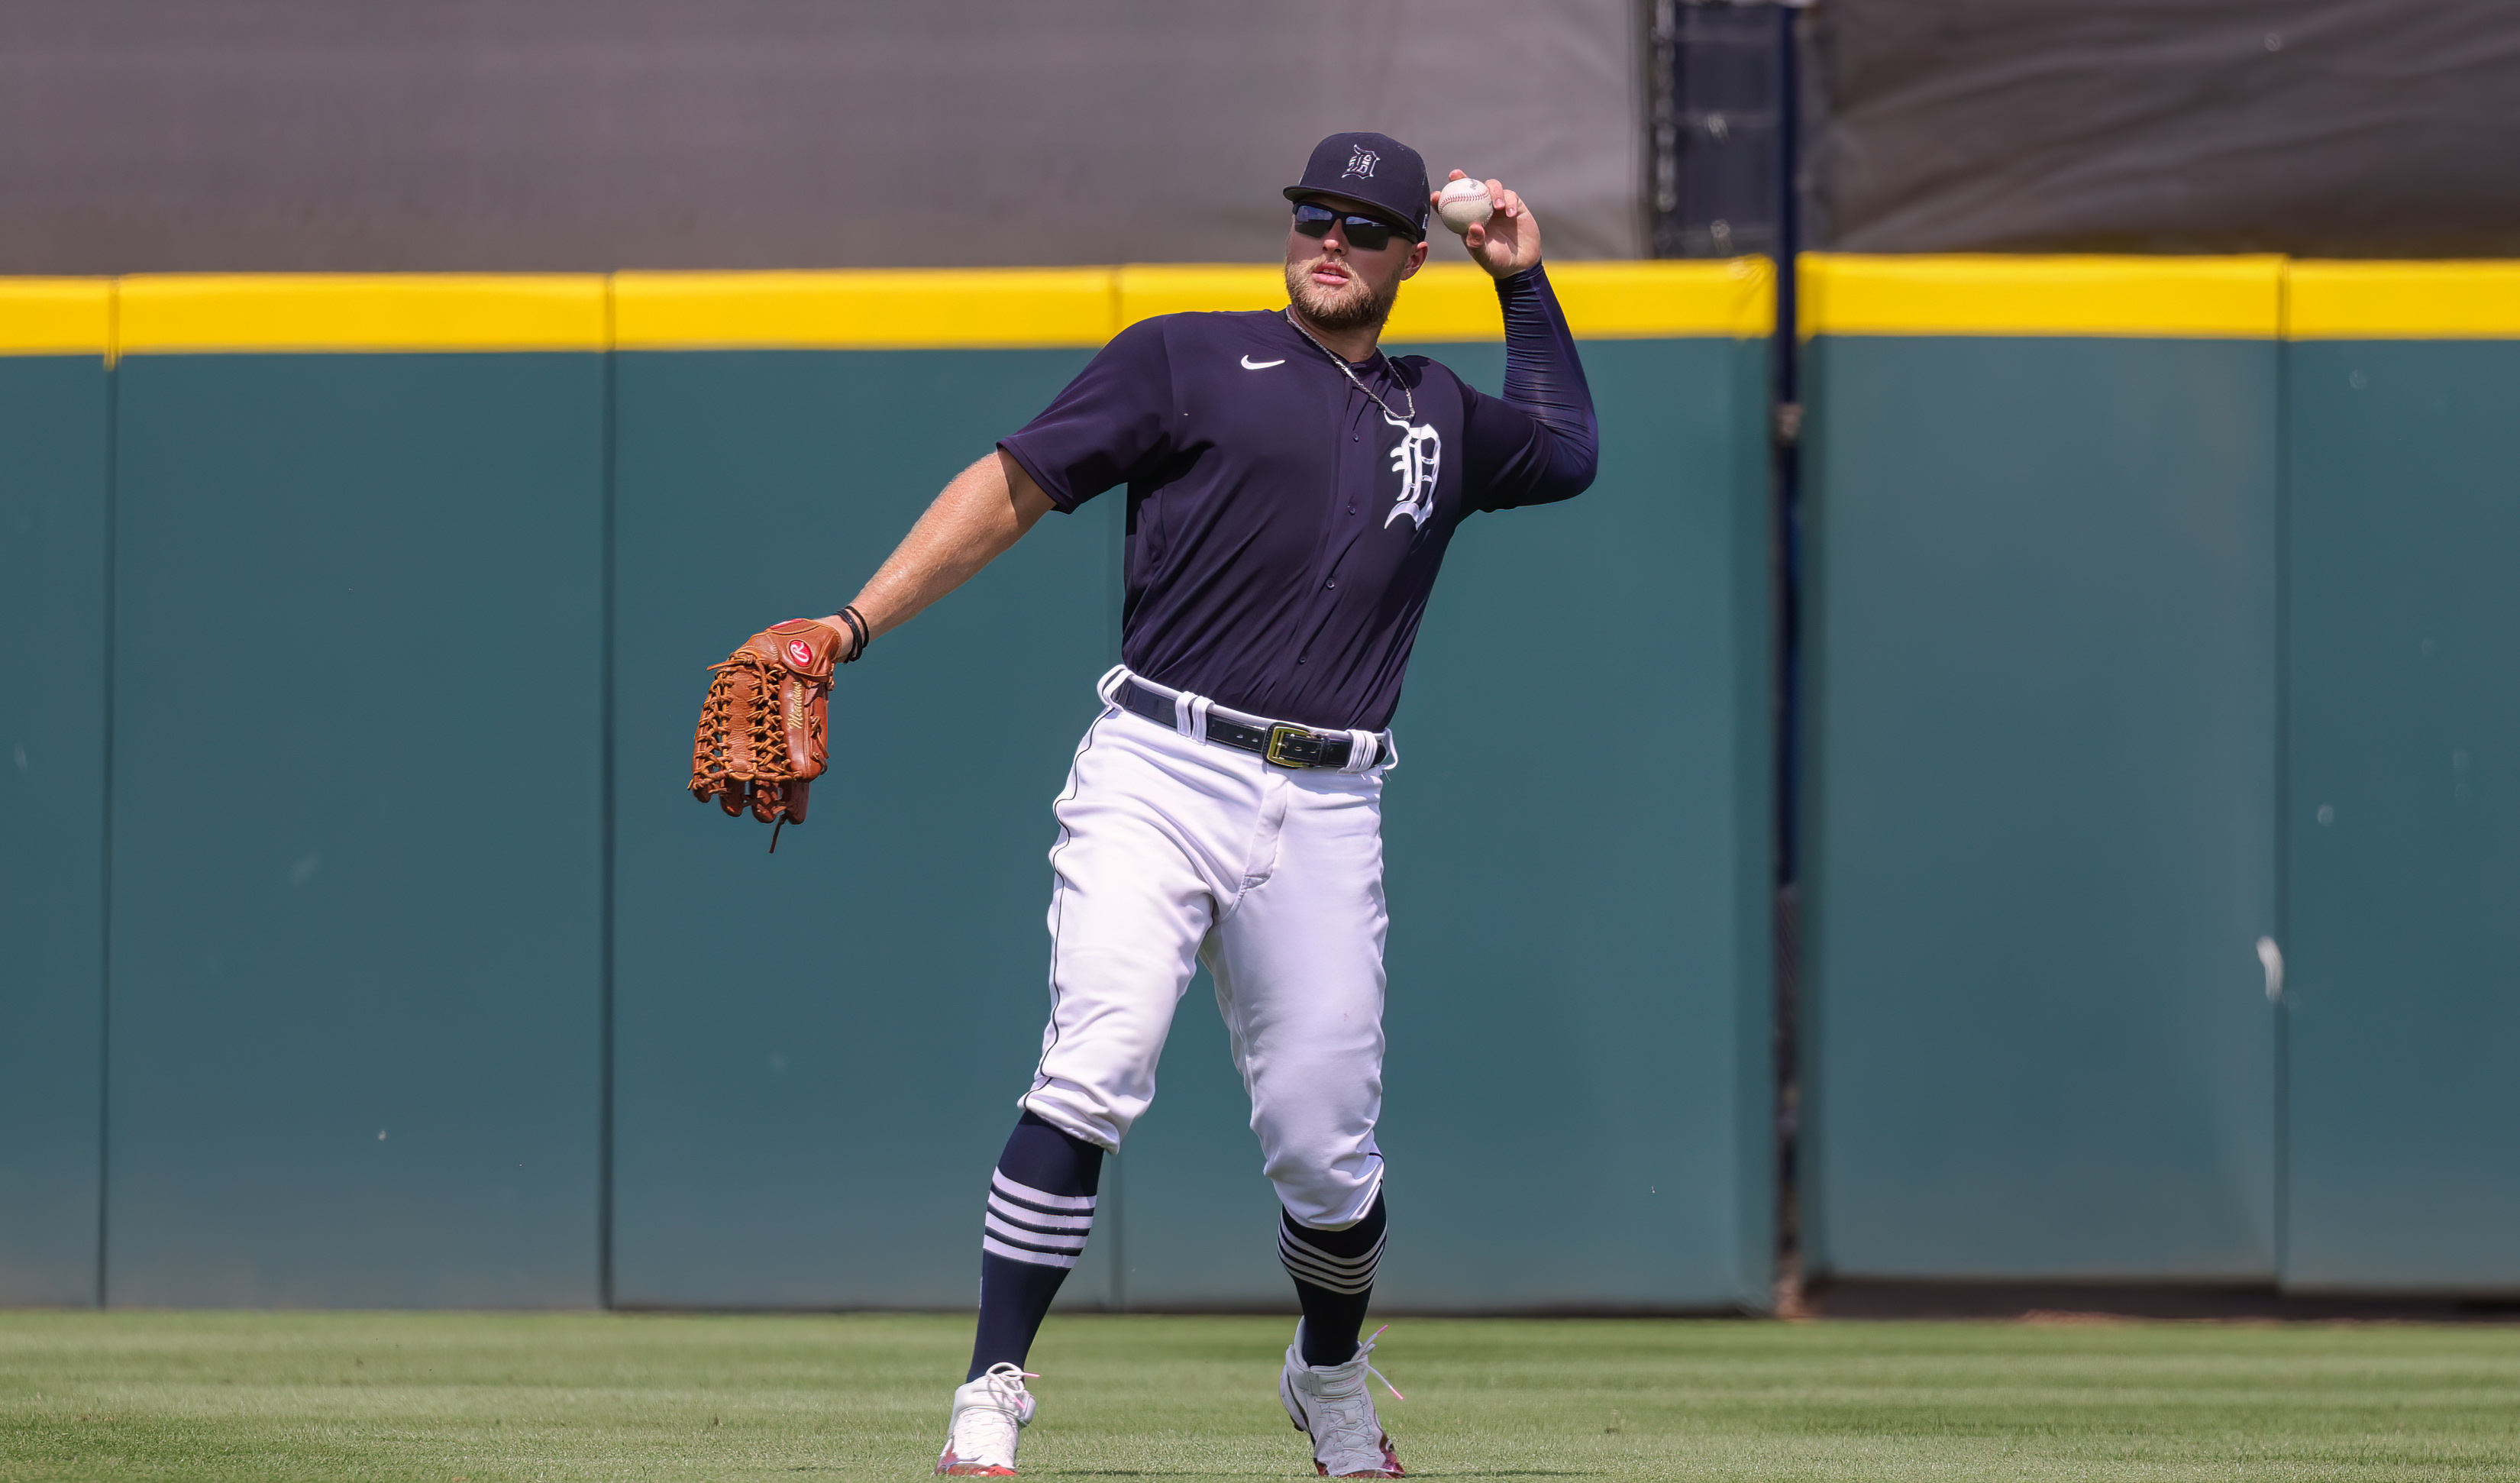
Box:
[1265,722,1317,768]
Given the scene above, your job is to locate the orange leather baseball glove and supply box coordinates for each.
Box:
[690,618,845,848]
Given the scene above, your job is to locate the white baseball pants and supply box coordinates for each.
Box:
[1019,668,1394,1229]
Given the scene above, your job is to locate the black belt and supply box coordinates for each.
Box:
[1117,680,1366,770]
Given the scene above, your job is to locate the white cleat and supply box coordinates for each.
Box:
[936,1362,1037,1476]
[1280,1323,1405,1478]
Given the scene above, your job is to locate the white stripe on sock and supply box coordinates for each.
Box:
[1280,1229,1381,1295]
[987,1211,1087,1251]
[1281,1254,1375,1294]
[1280,1233,1384,1275]
[988,1193,1094,1231]
[993,1171,1097,1213]
[1280,1228,1384,1271]
[984,1233,1078,1269]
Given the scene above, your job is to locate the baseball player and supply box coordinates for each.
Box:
[797,132,1595,1477]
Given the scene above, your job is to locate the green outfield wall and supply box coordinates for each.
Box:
[0,263,1779,1311]
[1799,263,2283,1281]
[0,286,111,1306]
[1800,257,2520,1294]
[2280,264,2520,1293]
[12,256,2515,1307]
[108,349,609,1308]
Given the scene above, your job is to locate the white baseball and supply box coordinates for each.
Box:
[1436,177,1493,234]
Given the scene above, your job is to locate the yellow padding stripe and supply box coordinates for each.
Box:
[1386,263,1523,342]
[8,263,1767,354]
[1116,265,1282,329]
[38,258,2520,351]
[1801,254,2286,339]
[615,268,1116,350]
[615,260,1772,348]
[1562,257,1772,338]
[1388,260,1772,342]
[0,279,113,354]
[120,276,606,353]
[2289,261,2520,339]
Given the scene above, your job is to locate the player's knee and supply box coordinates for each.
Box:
[1016,1089,1126,1153]
[1268,1156,1383,1230]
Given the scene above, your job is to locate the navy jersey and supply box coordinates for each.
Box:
[1000,265,1597,732]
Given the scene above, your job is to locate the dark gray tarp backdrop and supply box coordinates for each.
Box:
[0,0,1644,273]
[1806,0,2520,257]
[16,0,2520,273]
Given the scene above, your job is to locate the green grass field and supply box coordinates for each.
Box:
[2,1311,2515,1481]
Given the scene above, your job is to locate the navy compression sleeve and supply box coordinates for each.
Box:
[1494,265,1598,496]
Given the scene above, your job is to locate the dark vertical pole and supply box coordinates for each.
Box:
[1649,0,1810,1315]
[1769,0,1808,1318]
[1772,5,1801,415]
[1646,0,1678,257]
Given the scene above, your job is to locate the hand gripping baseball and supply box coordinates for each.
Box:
[689,618,845,850]
[1433,169,1543,278]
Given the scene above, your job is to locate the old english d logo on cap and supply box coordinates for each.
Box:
[1344,145,1379,179]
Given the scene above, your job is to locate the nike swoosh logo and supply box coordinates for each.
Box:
[1240,355,1286,370]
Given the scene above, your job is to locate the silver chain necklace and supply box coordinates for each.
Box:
[1283,309,1417,425]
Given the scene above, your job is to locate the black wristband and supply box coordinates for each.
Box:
[836,604,870,664]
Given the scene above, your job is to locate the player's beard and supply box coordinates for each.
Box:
[1285,255,1401,334]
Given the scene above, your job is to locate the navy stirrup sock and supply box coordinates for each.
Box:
[968,1111,1103,1381]
[1280,1193,1387,1368]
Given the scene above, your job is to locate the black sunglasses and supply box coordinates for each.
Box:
[1292,202,1410,252]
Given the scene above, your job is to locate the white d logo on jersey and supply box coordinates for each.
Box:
[1383,412,1441,529]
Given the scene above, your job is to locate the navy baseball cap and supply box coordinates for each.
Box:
[1283,131,1430,241]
